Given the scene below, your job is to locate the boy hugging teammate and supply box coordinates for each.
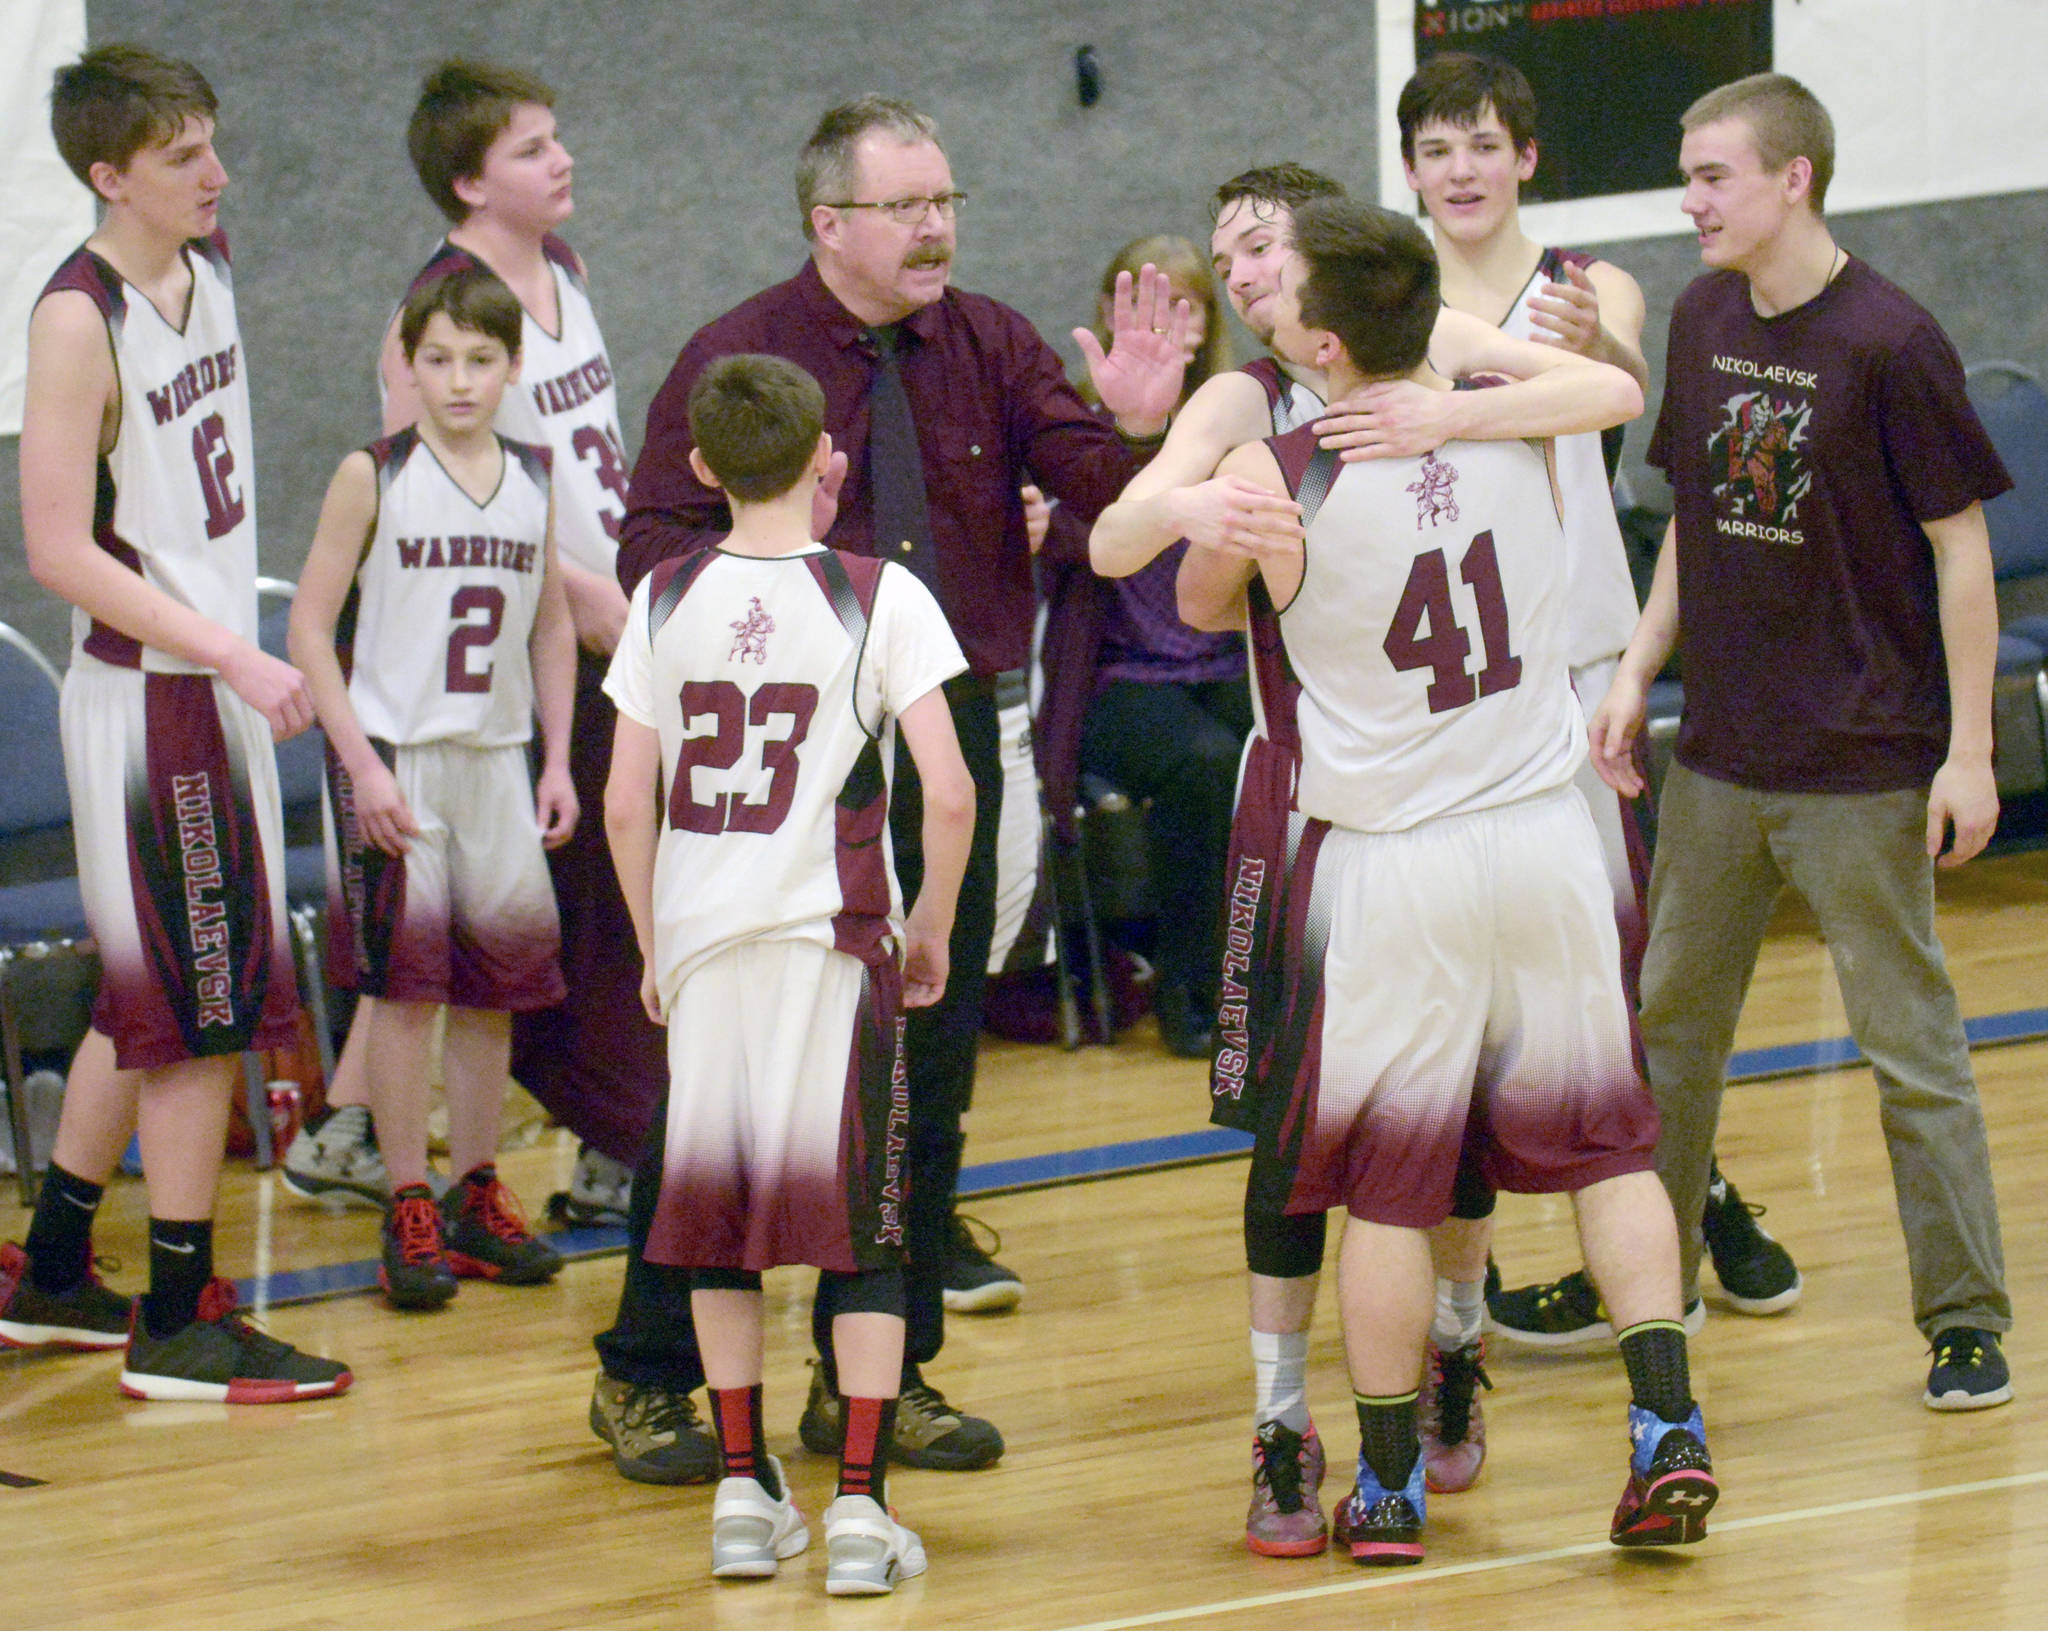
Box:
[603,356,974,1596]
[1179,200,1713,1565]
[2,46,348,1401]
[290,266,578,1310]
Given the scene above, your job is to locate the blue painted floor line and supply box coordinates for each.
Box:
[235,1004,2048,1311]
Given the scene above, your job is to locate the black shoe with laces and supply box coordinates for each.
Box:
[1420,1340,1491,1493]
[381,1185,458,1311]
[1924,1326,2012,1411]
[941,1213,1022,1313]
[1701,1161,1801,1314]
[120,1278,352,1403]
[0,1242,131,1350]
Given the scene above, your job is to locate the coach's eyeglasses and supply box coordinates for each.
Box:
[825,192,967,225]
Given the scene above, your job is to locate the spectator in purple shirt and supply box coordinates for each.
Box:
[1039,235,1248,1056]
[596,95,1190,1477]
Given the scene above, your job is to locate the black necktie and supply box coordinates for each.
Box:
[866,324,941,594]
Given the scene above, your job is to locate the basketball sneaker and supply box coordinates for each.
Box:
[1486,1268,1705,1349]
[441,1167,563,1284]
[120,1278,352,1403]
[1701,1163,1802,1314]
[1610,1402,1717,1547]
[799,1360,1004,1470]
[0,1241,131,1350]
[823,1493,927,1596]
[710,1456,809,1578]
[380,1184,457,1311]
[548,1144,631,1228]
[589,1372,720,1483]
[1246,1419,1328,1556]
[1924,1327,2012,1411]
[940,1213,1022,1313]
[1332,1451,1427,1566]
[1419,1340,1491,1494]
[280,1104,390,1208]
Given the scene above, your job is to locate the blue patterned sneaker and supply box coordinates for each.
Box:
[1331,1451,1427,1566]
[1923,1327,2011,1411]
[1611,1403,1717,1547]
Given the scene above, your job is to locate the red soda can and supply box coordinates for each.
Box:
[266,1080,303,1165]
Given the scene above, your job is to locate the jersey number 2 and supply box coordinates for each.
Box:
[1383,530,1523,714]
[446,586,506,694]
[669,680,819,835]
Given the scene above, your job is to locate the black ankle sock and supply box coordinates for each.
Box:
[838,1396,896,1503]
[142,1218,215,1339]
[710,1384,780,1498]
[1617,1321,1695,1421]
[25,1164,103,1293]
[1353,1391,1420,1492]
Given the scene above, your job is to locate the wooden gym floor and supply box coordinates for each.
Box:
[4,851,2046,1630]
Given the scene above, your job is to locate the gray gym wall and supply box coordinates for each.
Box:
[5,0,2047,657]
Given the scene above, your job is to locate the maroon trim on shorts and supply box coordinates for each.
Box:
[94,673,295,1068]
[646,951,906,1275]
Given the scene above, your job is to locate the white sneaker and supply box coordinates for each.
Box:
[279,1105,389,1207]
[710,1458,808,1579]
[823,1493,927,1596]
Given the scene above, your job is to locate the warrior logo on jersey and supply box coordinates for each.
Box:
[1407,449,1461,530]
[728,597,775,664]
[1708,389,1812,543]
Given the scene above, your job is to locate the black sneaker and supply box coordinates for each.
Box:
[799,1359,1005,1470]
[941,1213,1022,1314]
[1419,1340,1491,1493]
[380,1185,457,1311]
[442,1168,563,1285]
[0,1241,132,1351]
[1487,1268,1705,1350]
[1153,984,1214,1059]
[120,1278,352,1402]
[1701,1162,1801,1314]
[588,1371,719,1483]
[1924,1327,2012,1411]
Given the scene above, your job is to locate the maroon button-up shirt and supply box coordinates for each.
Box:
[618,258,1137,676]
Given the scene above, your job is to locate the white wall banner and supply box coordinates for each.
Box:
[3,0,94,436]
[1378,0,2048,245]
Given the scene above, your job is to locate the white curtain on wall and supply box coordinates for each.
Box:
[2,0,93,435]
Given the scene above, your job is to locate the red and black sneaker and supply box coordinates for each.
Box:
[1611,1404,1717,1547]
[381,1184,458,1310]
[442,1167,563,1285]
[1,1241,132,1351]
[121,1278,352,1403]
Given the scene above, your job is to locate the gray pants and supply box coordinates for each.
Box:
[1640,763,2010,1339]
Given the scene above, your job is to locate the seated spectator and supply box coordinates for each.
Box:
[1036,236,1246,1057]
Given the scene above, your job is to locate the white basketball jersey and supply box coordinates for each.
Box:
[395,238,627,578]
[605,548,965,1003]
[1496,249,1640,667]
[43,234,258,672]
[347,428,552,747]
[1278,432,1584,832]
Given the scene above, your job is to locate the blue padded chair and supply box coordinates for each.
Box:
[1965,364,2048,798]
[0,623,89,1204]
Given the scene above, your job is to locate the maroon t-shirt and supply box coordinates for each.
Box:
[1648,259,2010,793]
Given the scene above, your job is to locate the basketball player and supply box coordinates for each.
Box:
[1088,163,1643,1555]
[1181,197,1714,1565]
[289,265,577,1311]
[1399,52,1801,1354]
[605,354,973,1594]
[1,45,350,1401]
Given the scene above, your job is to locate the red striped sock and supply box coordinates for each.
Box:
[710,1385,779,1498]
[838,1395,896,1503]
